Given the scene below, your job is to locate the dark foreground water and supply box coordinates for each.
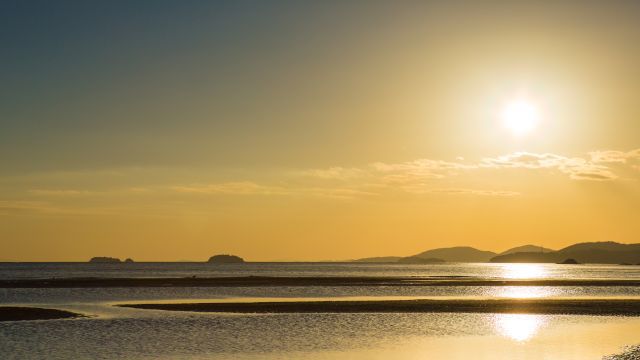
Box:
[2,262,640,359]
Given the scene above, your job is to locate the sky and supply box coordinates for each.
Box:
[1,0,640,261]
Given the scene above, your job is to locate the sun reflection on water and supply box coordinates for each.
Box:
[494,314,545,342]
[502,263,549,279]
[495,286,558,299]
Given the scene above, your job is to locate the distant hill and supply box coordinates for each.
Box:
[397,257,446,264]
[498,245,554,256]
[490,252,562,263]
[491,241,640,264]
[353,246,496,263]
[353,256,402,263]
[208,254,245,264]
[410,246,496,263]
[558,241,640,254]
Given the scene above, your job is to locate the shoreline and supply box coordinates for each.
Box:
[117,298,640,315]
[4,276,640,288]
[0,307,82,322]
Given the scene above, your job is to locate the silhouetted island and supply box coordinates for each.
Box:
[491,242,640,264]
[353,241,640,265]
[207,254,244,264]
[559,258,580,264]
[124,258,134,263]
[355,246,496,263]
[497,244,555,256]
[89,257,121,263]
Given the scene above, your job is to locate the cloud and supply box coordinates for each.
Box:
[589,149,640,163]
[298,167,364,180]
[294,149,635,198]
[0,200,62,215]
[402,187,520,197]
[370,159,476,183]
[367,151,621,182]
[11,149,636,209]
[296,187,376,200]
[29,189,95,196]
[171,182,289,196]
[481,152,618,181]
[171,182,373,200]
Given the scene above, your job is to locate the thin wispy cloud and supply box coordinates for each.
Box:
[171,182,373,200]
[0,200,64,216]
[29,189,96,196]
[171,182,289,196]
[306,149,635,184]
[18,149,640,208]
[589,149,640,164]
[424,188,521,197]
[480,152,618,181]
[298,167,364,180]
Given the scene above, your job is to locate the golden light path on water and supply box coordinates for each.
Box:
[501,263,550,279]
[495,286,558,299]
[494,314,546,342]
[493,264,550,341]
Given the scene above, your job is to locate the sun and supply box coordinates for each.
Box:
[501,99,539,136]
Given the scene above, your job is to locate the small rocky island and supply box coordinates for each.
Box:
[89,257,121,263]
[559,258,580,264]
[207,254,245,264]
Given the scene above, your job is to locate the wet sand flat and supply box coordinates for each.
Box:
[0,307,81,321]
[118,298,640,315]
[5,276,640,288]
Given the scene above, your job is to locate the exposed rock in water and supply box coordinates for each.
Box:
[89,257,121,263]
[124,258,134,263]
[207,254,245,264]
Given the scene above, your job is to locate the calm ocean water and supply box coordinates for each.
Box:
[2,263,640,359]
[2,262,640,280]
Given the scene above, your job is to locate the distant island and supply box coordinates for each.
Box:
[559,258,580,264]
[355,246,498,263]
[207,254,245,264]
[497,245,554,256]
[89,257,135,263]
[490,242,640,264]
[353,241,640,265]
[89,257,121,263]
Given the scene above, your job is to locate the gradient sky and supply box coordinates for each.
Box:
[1,0,640,261]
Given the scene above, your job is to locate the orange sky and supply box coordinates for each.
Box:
[1,1,639,261]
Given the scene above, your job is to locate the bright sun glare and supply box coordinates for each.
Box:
[495,314,544,342]
[502,99,539,136]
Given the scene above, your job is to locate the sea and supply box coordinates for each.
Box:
[1,262,640,359]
